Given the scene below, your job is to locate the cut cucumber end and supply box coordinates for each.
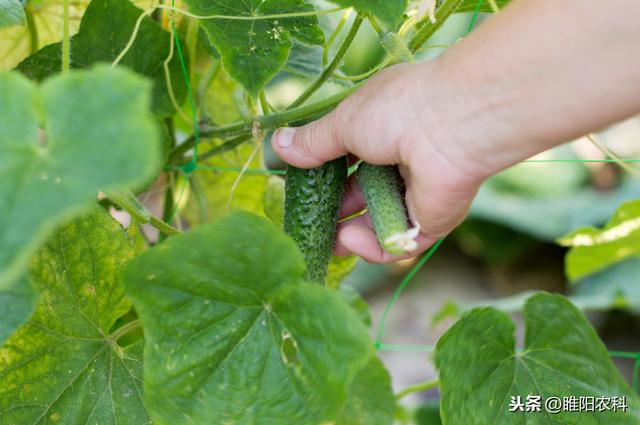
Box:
[382,226,421,255]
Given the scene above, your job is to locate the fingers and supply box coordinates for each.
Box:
[334,214,437,263]
[403,165,479,240]
[271,110,348,169]
[339,175,365,219]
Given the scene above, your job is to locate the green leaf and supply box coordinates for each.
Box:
[124,211,374,425]
[560,200,640,281]
[327,0,407,28]
[263,175,286,227]
[190,0,324,95]
[0,208,150,424]
[456,0,510,13]
[0,276,38,343]
[327,255,358,289]
[470,175,640,241]
[0,0,25,28]
[336,356,395,425]
[0,66,160,292]
[414,401,442,425]
[16,0,186,117]
[435,292,640,424]
[284,40,324,78]
[339,285,371,326]
[571,258,640,313]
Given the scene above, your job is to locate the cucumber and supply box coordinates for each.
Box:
[284,157,348,284]
[357,163,419,255]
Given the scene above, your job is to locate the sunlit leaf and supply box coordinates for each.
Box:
[0,66,160,292]
[16,0,186,116]
[0,208,150,424]
[0,0,89,70]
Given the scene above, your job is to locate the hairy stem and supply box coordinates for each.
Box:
[408,0,463,54]
[25,5,39,54]
[107,191,180,236]
[108,319,142,341]
[170,2,457,164]
[168,86,358,164]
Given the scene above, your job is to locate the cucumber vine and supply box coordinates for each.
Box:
[1,0,639,424]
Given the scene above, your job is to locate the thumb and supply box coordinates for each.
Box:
[271,111,348,168]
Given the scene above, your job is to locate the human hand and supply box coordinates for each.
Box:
[272,62,488,263]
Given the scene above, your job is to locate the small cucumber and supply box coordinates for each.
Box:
[284,157,348,284]
[357,163,419,255]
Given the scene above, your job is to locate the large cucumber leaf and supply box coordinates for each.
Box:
[560,200,640,281]
[124,211,374,425]
[335,356,395,425]
[191,0,324,96]
[435,293,640,424]
[0,208,150,424]
[0,66,160,304]
[16,0,186,117]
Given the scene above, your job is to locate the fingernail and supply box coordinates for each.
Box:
[275,128,296,148]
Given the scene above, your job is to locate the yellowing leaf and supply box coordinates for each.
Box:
[0,208,151,424]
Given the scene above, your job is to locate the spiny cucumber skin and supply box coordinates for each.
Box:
[357,163,410,256]
[284,157,348,284]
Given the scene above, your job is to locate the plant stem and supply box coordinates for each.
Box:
[487,0,501,13]
[168,86,358,164]
[289,14,364,109]
[367,14,383,34]
[408,0,463,54]
[173,135,252,166]
[323,8,351,65]
[259,91,271,114]
[25,5,39,54]
[586,134,640,178]
[62,0,70,72]
[109,319,142,341]
[395,379,440,400]
[150,215,180,236]
[107,191,180,236]
[169,3,457,164]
